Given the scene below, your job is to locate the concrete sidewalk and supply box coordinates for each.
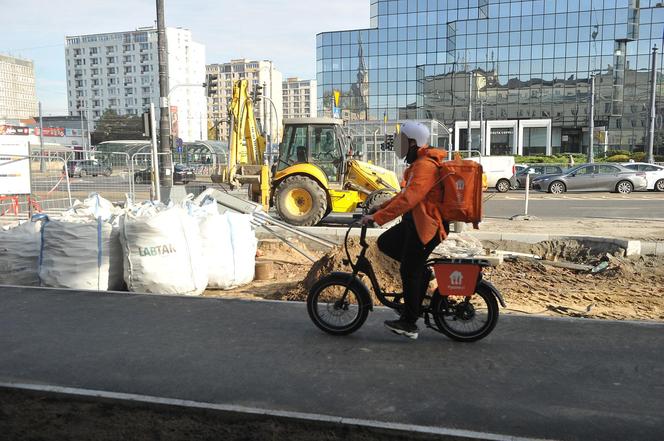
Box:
[276,225,660,256]
[1,286,663,440]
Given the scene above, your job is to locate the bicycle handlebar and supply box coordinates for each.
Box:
[344,221,371,267]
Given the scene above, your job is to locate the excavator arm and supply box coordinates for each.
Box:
[226,79,270,210]
[228,79,267,183]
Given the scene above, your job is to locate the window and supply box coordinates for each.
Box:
[598,165,619,174]
[277,125,308,172]
[310,126,342,181]
[574,166,595,175]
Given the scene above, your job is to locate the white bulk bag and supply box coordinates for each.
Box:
[187,200,256,290]
[198,212,235,289]
[226,212,257,287]
[120,206,208,295]
[0,220,42,286]
[39,218,124,291]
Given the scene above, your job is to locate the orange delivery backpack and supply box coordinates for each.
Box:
[436,157,484,229]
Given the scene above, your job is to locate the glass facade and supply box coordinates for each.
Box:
[317,0,664,155]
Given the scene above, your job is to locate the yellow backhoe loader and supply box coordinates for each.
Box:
[272,118,400,226]
[215,79,401,226]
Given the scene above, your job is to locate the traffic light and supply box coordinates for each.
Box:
[142,111,152,137]
[205,75,218,96]
[252,84,263,102]
[385,134,395,151]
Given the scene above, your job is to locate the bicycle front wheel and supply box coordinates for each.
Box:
[306,273,371,336]
[431,280,499,342]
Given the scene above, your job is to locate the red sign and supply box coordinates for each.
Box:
[170,106,179,137]
[33,127,65,137]
[0,125,29,135]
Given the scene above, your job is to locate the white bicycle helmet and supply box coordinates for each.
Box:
[398,121,430,158]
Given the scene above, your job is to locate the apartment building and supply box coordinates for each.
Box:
[282,77,317,119]
[0,54,38,120]
[206,59,283,142]
[65,27,207,142]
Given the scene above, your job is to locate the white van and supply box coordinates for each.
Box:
[458,150,516,192]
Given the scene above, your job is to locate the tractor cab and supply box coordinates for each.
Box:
[275,118,351,186]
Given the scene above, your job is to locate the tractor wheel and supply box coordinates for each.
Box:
[274,176,328,226]
[363,190,393,214]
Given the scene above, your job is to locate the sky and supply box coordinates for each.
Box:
[0,0,369,115]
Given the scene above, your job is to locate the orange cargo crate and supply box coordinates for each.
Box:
[433,263,481,297]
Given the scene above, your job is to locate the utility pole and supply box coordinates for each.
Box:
[467,71,473,151]
[588,74,595,163]
[38,102,44,172]
[156,0,172,187]
[647,45,658,164]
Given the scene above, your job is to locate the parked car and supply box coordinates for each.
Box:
[510,165,565,189]
[514,164,529,174]
[64,159,112,177]
[620,162,664,192]
[133,163,195,185]
[531,163,647,194]
[461,150,516,192]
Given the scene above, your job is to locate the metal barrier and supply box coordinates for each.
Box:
[62,152,133,206]
[0,155,72,220]
[366,150,407,177]
[181,152,228,183]
[129,151,173,202]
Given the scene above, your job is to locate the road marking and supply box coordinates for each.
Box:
[0,382,554,441]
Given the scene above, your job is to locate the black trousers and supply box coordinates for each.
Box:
[376,214,442,324]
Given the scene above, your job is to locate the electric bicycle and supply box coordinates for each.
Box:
[306,223,506,342]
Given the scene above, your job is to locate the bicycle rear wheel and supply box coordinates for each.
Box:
[307,273,370,336]
[430,280,499,342]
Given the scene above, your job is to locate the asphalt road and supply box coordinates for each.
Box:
[483,191,664,220]
[26,175,664,221]
[1,286,662,441]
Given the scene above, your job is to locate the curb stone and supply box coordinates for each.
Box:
[257,226,664,256]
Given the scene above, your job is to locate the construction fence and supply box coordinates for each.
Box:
[0,151,223,220]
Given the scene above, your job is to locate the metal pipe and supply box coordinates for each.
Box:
[149,102,161,202]
[256,223,316,263]
[251,212,336,248]
[38,102,44,172]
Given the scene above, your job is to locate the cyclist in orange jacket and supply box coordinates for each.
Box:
[361,121,448,340]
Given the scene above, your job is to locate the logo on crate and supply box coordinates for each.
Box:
[449,271,464,288]
[138,244,177,257]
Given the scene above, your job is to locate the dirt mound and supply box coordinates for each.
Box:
[285,238,401,304]
[482,239,625,263]
[484,255,664,320]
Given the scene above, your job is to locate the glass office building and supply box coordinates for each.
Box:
[317,0,664,156]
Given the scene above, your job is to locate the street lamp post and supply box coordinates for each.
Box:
[261,96,281,164]
[647,46,658,164]
[588,74,595,163]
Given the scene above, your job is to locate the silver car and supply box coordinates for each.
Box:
[510,165,565,189]
[531,163,648,194]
